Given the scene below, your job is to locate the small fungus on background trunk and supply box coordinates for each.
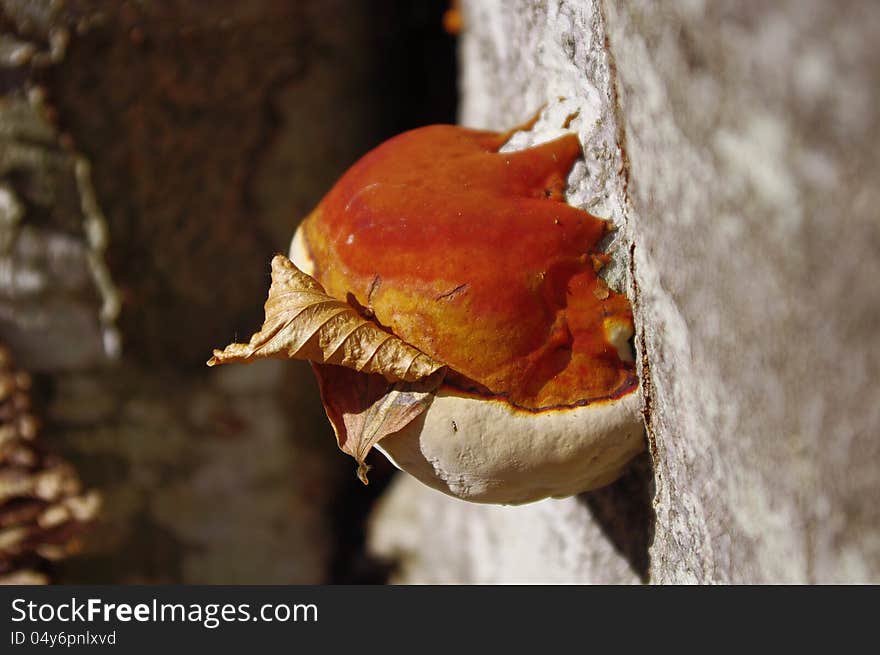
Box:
[0,345,101,583]
[210,113,645,505]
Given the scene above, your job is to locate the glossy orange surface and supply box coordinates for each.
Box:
[301,121,636,409]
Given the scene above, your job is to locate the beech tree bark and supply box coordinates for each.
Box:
[369,0,880,583]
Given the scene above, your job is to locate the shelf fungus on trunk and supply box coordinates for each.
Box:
[209,115,645,505]
[0,345,101,584]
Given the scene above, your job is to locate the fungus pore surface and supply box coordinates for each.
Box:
[300,121,636,410]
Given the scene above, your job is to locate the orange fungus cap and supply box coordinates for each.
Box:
[301,121,637,409]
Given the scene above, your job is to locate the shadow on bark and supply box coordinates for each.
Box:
[577,451,655,582]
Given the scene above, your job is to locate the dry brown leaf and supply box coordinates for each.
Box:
[312,364,444,483]
[208,255,445,382]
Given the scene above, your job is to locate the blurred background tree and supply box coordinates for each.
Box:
[0,0,455,583]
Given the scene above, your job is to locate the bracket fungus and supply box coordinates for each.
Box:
[210,114,645,504]
[0,344,101,583]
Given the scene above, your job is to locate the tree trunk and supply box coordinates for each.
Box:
[1,0,454,583]
[368,0,880,583]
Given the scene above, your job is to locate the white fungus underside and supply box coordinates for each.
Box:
[290,221,645,504]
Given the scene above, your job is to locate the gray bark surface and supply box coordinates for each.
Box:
[369,0,880,583]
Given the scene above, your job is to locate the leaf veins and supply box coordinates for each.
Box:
[208,255,445,383]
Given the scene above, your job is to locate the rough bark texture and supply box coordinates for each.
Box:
[368,0,880,583]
